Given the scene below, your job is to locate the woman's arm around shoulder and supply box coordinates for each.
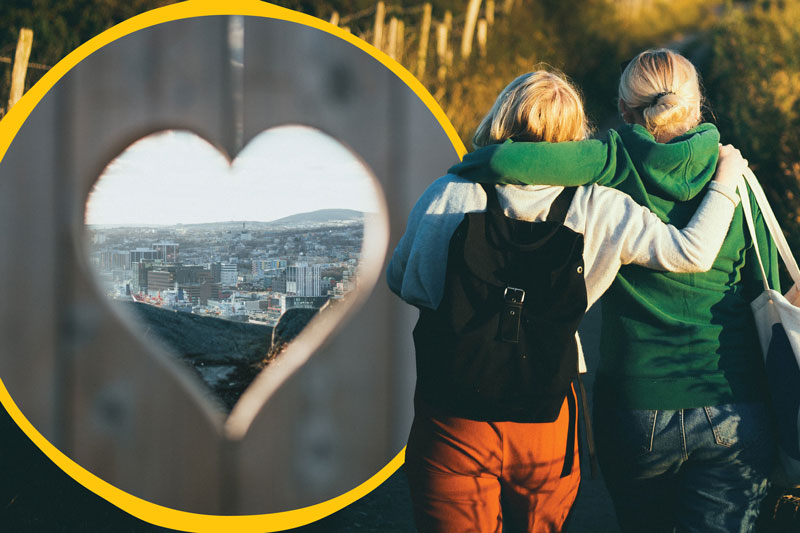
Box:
[578,144,747,275]
[448,129,629,187]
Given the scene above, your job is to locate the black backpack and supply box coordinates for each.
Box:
[413,183,587,423]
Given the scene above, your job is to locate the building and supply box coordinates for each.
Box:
[269,270,287,293]
[129,247,160,266]
[152,241,179,263]
[131,260,153,293]
[180,282,221,305]
[260,294,286,325]
[220,263,238,287]
[171,265,209,285]
[285,295,328,311]
[287,263,322,297]
[251,259,287,279]
[147,270,173,293]
[99,250,131,272]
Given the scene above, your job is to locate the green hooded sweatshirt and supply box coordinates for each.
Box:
[449,123,779,410]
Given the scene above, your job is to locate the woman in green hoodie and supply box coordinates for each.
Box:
[450,49,779,533]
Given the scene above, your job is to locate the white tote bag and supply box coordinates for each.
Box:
[738,170,800,486]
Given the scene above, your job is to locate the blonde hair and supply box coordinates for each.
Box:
[619,49,702,141]
[473,70,590,148]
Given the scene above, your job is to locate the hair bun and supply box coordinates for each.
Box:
[644,91,689,130]
[618,49,702,141]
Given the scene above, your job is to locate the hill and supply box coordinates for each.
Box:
[87,208,365,231]
[266,208,364,225]
[122,301,271,412]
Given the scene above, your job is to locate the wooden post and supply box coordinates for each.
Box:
[436,23,448,83]
[329,11,340,26]
[461,0,482,59]
[436,24,448,63]
[373,1,385,49]
[486,0,495,26]
[503,0,515,14]
[341,26,351,34]
[8,28,33,109]
[444,10,453,31]
[386,17,398,59]
[396,20,405,62]
[477,19,488,58]
[415,3,432,79]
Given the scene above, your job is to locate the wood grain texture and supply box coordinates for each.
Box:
[0,14,460,514]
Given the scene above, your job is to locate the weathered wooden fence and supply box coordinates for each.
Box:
[3,1,517,117]
[0,15,459,515]
[326,0,516,84]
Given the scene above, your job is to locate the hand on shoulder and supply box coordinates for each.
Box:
[713,144,748,189]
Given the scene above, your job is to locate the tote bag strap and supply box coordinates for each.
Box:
[737,175,770,292]
[743,168,800,288]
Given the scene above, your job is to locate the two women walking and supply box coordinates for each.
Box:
[389,49,778,532]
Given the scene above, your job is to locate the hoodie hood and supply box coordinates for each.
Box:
[619,123,720,202]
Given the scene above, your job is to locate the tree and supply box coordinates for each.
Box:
[706,2,800,253]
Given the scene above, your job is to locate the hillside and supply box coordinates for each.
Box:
[266,208,364,225]
[123,301,271,411]
[87,208,365,231]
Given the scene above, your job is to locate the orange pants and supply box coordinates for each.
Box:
[405,389,580,533]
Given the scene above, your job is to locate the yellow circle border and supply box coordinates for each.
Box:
[0,1,466,531]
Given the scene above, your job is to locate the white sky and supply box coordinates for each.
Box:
[85,126,382,226]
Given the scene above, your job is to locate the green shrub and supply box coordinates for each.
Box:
[706,0,800,254]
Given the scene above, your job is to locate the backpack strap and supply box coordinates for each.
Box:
[560,387,578,478]
[577,373,599,479]
[479,183,577,223]
[480,182,503,215]
[546,186,577,224]
[478,183,577,251]
[559,376,598,479]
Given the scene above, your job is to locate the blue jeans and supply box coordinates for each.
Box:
[594,402,776,533]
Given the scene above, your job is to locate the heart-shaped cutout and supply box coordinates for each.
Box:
[84,126,386,426]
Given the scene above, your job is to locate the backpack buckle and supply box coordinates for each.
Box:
[504,287,525,304]
[500,287,525,343]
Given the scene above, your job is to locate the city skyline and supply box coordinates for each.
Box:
[85,126,383,226]
[85,208,363,229]
[89,215,364,327]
